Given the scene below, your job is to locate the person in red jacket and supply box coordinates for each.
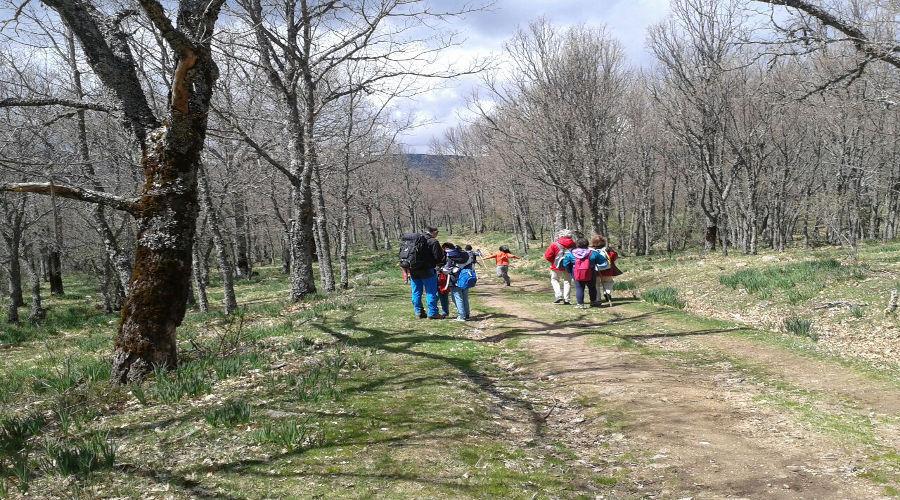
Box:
[543,229,576,304]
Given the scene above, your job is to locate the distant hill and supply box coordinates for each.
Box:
[404,154,462,178]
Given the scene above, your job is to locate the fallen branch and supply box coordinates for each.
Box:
[0,182,139,214]
[0,97,117,112]
[813,301,868,310]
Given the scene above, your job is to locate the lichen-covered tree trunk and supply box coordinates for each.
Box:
[339,200,351,290]
[311,165,336,292]
[289,182,317,300]
[111,134,202,383]
[288,121,318,301]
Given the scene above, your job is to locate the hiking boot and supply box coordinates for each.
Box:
[417,311,427,319]
[428,314,446,320]
[553,298,564,304]
[563,301,571,306]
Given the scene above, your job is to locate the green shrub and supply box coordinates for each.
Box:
[642,287,685,309]
[205,400,252,427]
[44,433,115,476]
[850,305,864,318]
[254,418,317,450]
[784,317,817,340]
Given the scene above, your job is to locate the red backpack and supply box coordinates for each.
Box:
[573,253,593,281]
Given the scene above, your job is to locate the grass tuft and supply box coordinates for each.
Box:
[784,316,817,340]
[253,417,319,450]
[205,400,252,427]
[44,433,115,476]
[642,287,685,309]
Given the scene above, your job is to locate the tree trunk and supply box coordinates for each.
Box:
[287,113,318,301]
[7,234,23,309]
[47,183,65,296]
[339,202,351,290]
[198,165,237,314]
[26,245,45,323]
[192,241,209,313]
[111,141,202,384]
[233,193,251,279]
[704,214,718,252]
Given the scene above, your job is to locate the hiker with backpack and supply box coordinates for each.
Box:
[544,229,577,305]
[561,237,609,309]
[398,226,446,319]
[483,245,519,286]
[592,235,621,307]
[443,243,478,321]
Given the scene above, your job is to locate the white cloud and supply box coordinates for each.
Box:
[398,0,672,153]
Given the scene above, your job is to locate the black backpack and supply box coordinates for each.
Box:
[398,233,430,270]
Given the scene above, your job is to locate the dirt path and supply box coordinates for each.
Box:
[474,281,896,499]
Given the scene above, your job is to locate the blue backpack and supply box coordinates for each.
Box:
[456,268,478,289]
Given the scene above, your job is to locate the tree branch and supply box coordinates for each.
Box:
[755,0,900,69]
[136,0,195,53]
[42,0,160,143]
[0,182,139,213]
[0,97,116,112]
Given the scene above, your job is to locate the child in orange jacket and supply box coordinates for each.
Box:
[483,245,519,286]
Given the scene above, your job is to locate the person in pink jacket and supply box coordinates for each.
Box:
[543,229,576,305]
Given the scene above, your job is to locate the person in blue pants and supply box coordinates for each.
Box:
[405,226,446,319]
[444,244,475,321]
[410,269,440,318]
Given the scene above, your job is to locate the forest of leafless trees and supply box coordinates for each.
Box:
[0,0,897,379]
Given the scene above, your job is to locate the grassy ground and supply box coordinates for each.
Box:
[2,234,898,497]
[0,254,609,498]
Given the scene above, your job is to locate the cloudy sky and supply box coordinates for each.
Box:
[396,0,671,153]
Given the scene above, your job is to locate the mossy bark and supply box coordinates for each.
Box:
[111,37,220,383]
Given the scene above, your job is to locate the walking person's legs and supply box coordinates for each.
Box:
[499,265,511,286]
[451,286,465,321]
[561,271,572,304]
[600,276,614,305]
[550,270,563,302]
[422,274,440,318]
[461,288,471,319]
[587,278,598,304]
[410,278,425,318]
[574,280,586,306]
[439,293,450,316]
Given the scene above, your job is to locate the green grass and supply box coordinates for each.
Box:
[719,258,867,303]
[784,317,817,341]
[204,400,252,427]
[44,433,116,477]
[0,256,616,497]
[642,286,685,309]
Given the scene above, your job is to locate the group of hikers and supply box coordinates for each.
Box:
[398,227,620,320]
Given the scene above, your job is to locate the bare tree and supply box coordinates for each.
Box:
[1,0,227,382]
